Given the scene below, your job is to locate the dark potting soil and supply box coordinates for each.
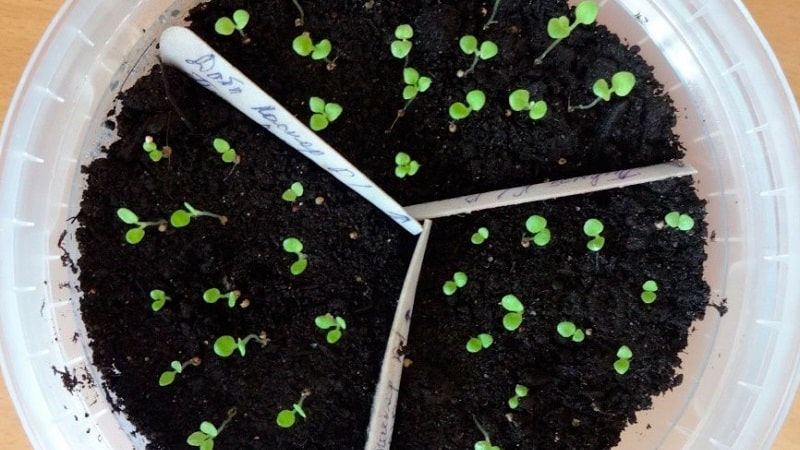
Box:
[74,0,710,449]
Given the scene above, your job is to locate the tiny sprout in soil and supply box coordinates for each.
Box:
[466,333,494,353]
[142,136,171,162]
[557,321,586,342]
[186,407,237,450]
[395,152,420,178]
[293,32,332,61]
[277,389,311,428]
[449,90,486,121]
[508,384,529,409]
[471,227,489,245]
[473,415,502,450]
[214,9,251,44]
[402,67,432,101]
[309,97,343,131]
[641,279,658,304]
[212,138,241,164]
[203,288,241,308]
[213,332,269,358]
[443,271,468,296]
[290,0,305,26]
[457,35,498,78]
[391,24,414,60]
[501,294,524,331]
[483,0,503,30]
[150,289,170,312]
[664,211,695,231]
[158,356,201,387]
[508,89,547,120]
[282,181,304,202]
[523,214,551,247]
[170,202,228,228]
[583,218,605,251]
[614,345,633,375]
[315,313,347,344]
[570,71,636,111]
[116,207,166,245]
[283,237,308,275]
[535,0,598,64]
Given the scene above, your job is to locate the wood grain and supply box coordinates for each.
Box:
[0,0,797,448]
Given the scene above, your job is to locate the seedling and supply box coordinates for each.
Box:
[500,294,524,331]
[556,321,585,342]
[215,9,251,44]
[315,313,346,344]
[158,356,201,386]
[187,408,237,450]
[483,0,503,30]
[308,97,343,131]
[213,332,269,358]
[116,207,166,245]
[449,90,486,121]
[150,289,171,312]
[508,90,548,120]
[390,24,414,60]
[402,67,432,102]
[583,218,605,251]
[457,35,498,78]
[535,0,599,64]
[212,138,241,164]
[569,71,636,111]
[466,333,494,353]
[283,237,308,275]
[471,227,489,245]
[523,214,551,247]
[395,152,420,178]
[614,345,633,374]
[142,136,172,162]
[170,202,228,228]
[293,32,333,62]
[508,384,529,409]
[282,181,304,202]
[203,288,241,308]
[641,280,658,304]
[442,271,468,296]
[291,0,305,26]
[277,389,311,428]
[472,415,501,450]
[664,211,695,231]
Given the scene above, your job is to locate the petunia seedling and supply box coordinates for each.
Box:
[283,237,308,275]
[315,313,346,344]
[116,207,166,245]
[583,218,605,251]
[282,182,305,202]
[471,227,489,245]
[523,214,551,247]
[500,294,524,331]
[508,90,548,120]
[308,97,343,131]
[614,345,633,374]
[395,152,420,178]
[187,408,237,450]
[170,202,228,228]
[390,24,414,60]
[664,211,695,231]
[457,35,498,78]
[150,289,171,312]
[158,356,201,386]
[212,138,241,164]
[472,416,501,450]
[215,9,251,44]
[466,333,494,353]
[449,90,487,121]
[293,32,332,61]
[556,321,585,342]
[570,71,636,111]
[277,389,311,428]
[535,0,599,64]
[213,332,269,358]
[483,0,503,30]
[641,280,658,304]
[402,67,432,101]
[442,271,468,296]
[142,136,172,162]
[203,288,241,308]
[508,383,529,409]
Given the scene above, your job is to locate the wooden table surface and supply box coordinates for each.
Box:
[0,1,798,449]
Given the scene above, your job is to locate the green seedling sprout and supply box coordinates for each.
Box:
[471,227,489,245]
[449,90,487,121]
[203,288,242,308]
[116,208,166,245]
[142,136,172,162]
[150,289,171,312]
[282,181,305,202]
[215,9,251,44]
[213,331,269,358]
[291,0,305,26]
[535,0,599,64]
[569,71,636,111]
[315,313,347,344]
[395,152,420,178]
[283,237,308,275]
[387,67,432,132]
[457,35,498,78]
[508,90,548,120]
[523,214,551,247]
[466,333,494,353]
[556,321,586,342]
[391,24,414,60]
[277,389,311,428]
[508,384,529,409]
[158,356,201,386]
[583,218,605,251]
[212,138,241,164]
[614,345,633,375]
[170,202,228,228]
[664,211,695,231]
[442,271,468,296]
[292,32,335,68]
[187,408,237,450]
[641,280,658,304]
[501,294,524,331]
[483,0,502,30]
[308,97,343,131]
[472,415,502,450]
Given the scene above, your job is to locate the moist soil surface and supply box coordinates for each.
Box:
[75,0,710,449]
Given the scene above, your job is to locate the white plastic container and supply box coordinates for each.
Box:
[1,0,798,449]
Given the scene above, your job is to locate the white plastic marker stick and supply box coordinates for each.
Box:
[159,27,422,235]
[365,219,432,450]
[405,161,696,219]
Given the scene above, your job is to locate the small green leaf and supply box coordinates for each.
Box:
[478,333,494,348]
[170,360,183,372]
[678,214,695,231]
[159,371,176,386]
[449,102,471,120]
[203,288,221,303]
[310,114,329,131]
[290,258,308,275]
[583,218,604,236]
[614,359,630,375]
[617,345,633,359]
[515,384,529,397]
[311,39,332,60]
[526,215,547,234]
[557,321,576,338]
[509,89,531,112]
[508,396,520,409]
[324,103,343,122]
[611,71,636,97]
[547,16,571,39]
[395,24,413,39]
[315,314,336,329]
[417,76,432,92]
[478,41,498,59]
[459,35,478,54]
[214,17,236,36]
[466,90,486,111]
[212,138,230,153]
[395,152,411,166]
[277,410,296,428]
[327,328,342,344]
[125,228,145,245]
[293,33,314,56]
[309,97,326,113]
[503,312,523,331]
[641,291,657,304]
[213,335,237,357]
[642,280,658,292]
[390,40,412,59]
[170,209,192,228]
[533,228,552,246]
[335,316,347,329]
[403,68,420,85]
[466,337,483,353]
[200,421,219,437]
[501,294,523,312]
[575,1,599,25]
[453,272,468,288]
[664,211,681,227]
[529,100,548,120]
[117,208,139,224]
[572,329,585,342]
[586,236,605,251]
[232,9,250,29]
[443,280,458,296]
[593,79,612,101]
[187,431,210,446]
[283,237,304,253]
